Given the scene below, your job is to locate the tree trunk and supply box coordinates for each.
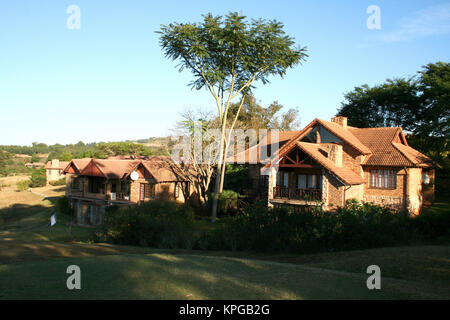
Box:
[211,120,227,222]
[211,163,222,222]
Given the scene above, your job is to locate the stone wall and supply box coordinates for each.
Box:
[362,167,406,211]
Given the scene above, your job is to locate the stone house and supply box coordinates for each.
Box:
[45,159,69,183]
[235,116,435,215]
[62,156,191,225]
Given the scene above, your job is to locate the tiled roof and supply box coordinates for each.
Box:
[91,159,141,179]
[348,127,431,167]
[317,119,372,154]
[226,131,298,164]
[141,156,181,182]
[65,158,92,173]
[45,161,70,170]
[64,157,182,182]
[295,142,364,185]
[392,142,433,167]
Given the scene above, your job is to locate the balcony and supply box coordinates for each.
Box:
[273,186,322,202]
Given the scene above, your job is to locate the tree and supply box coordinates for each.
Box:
[337,62,449,166]
[338,62,449,138]
[159,12,307,221]
[0,151,12,176]
[227,94,301,132]
[30,168,46,188]
[30,154,41,163]
[170,110,217,205]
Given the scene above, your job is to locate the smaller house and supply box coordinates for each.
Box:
[63,157,191,225]
[25,162,45,169]
[45,159,69,183]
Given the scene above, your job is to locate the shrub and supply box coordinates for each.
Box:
[29,168,46,187]
[96,200,196,248]
[95,198,449,254]
[49,177,66,186]
[16,179,30,191]
[205,199,440,253]
[207,190,244,216]
[55,196,74,216]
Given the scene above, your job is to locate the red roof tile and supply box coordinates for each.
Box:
[295,142,364,185]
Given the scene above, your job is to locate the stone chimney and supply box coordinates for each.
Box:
[331,116,348,129]
[328,144,343,167]
[52,159,60,168]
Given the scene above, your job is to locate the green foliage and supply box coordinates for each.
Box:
[217,190,242,215]
[206,199,449,253]
[96,142,153,157]
[223,165,248,194]
[96,201,196,248]
[55,196,74,216]
[95,198,449,253]
[30,154,41,163]
[158,12,307,92]
[0,151,13,176]
[49,177,66,186]
[16,179,30,191]
[337,62,449,169]
[1,141,161,164]
[227,94,301,131]
[29,168,46,188]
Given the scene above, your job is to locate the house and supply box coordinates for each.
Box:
[45,159,69,183]
[62,156,190,225]
[25,162,45,169]
[233,116,435,215]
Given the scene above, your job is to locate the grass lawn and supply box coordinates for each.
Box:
[2,252,446,300]
[0,187,449,299]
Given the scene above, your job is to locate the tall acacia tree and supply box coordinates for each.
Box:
[158,12,307,222]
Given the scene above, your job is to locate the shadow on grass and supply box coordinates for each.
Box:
[0,204,51,227]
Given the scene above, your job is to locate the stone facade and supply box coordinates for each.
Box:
[66,174,190,225]
[255,116,435,214]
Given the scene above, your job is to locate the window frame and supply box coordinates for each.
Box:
[370,169,397,189]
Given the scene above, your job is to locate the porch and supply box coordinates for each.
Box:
[272,186,322,201]
[269,144,324,204]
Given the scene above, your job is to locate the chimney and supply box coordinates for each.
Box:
[331,116,348,129]
[328,144,343,167]
[52,159,60,168]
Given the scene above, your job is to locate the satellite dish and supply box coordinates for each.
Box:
[422,173,430,185]
[130,171,139,181]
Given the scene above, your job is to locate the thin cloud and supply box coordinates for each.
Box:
[373,3,450,43]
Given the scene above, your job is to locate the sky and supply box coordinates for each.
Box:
[0,0,449,145]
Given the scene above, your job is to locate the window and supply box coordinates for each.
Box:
[370,170,396,189]
[88,177,101,193]
[71,177,81,190]
[283,173,289,187]
[276,172,282,186]
[297,175,307,189]
[174,183,179,198]
[297,174,322,189]
[140,183,155,201]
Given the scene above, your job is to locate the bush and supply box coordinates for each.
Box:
[204,199,447,253]
[29,168,46,187]
[49,177,66,186]
[94,198,450,254]
[96,200,196,248]
[206,190,244,216]
[16,179,30,191]
[55,196,74,216]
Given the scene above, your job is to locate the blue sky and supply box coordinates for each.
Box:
[1,0,449,145]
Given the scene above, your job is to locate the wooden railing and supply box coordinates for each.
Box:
[273,186,322,201]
